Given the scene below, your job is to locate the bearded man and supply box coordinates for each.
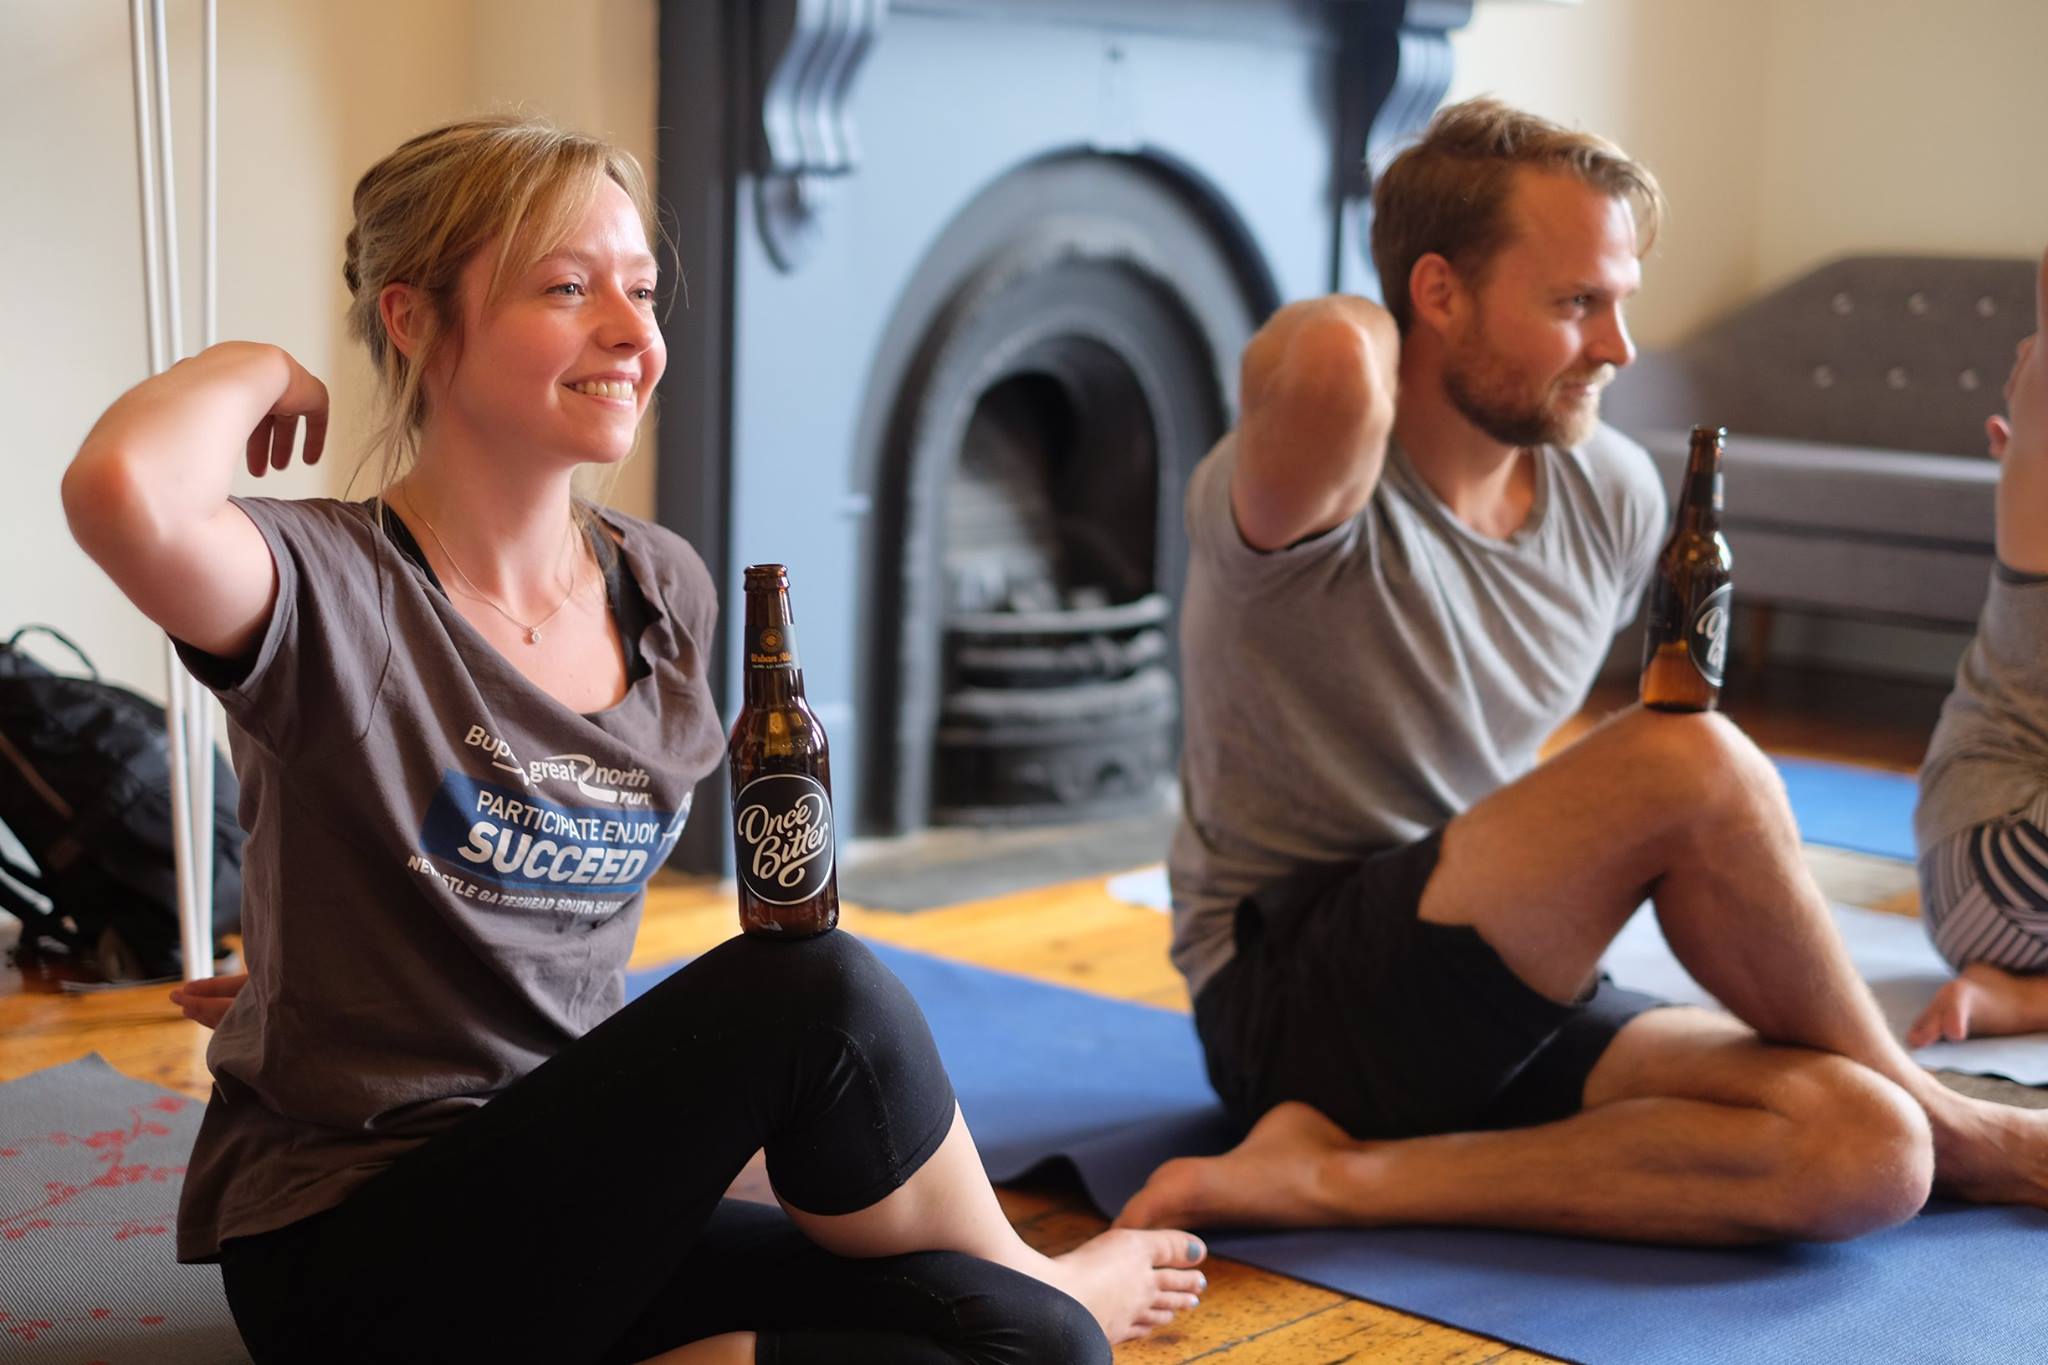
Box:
[1117,98,2048,1244]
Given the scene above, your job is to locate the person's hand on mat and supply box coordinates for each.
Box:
[170,972,248,1029]
[1906,962,2048,1046]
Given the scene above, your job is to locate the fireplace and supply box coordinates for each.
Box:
[656,0,1473,868]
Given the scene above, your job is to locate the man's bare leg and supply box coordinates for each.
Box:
[1423,707,2047,1206]
[1122,708,2048,1241]
[1121,1007,1927,1243]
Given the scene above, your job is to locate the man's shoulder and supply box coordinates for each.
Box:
[1557,422,1664,512]
[1565,420,1655,477]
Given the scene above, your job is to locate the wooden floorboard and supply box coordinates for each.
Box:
[0,675,1945,1361]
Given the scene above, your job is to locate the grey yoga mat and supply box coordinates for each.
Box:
[0,1055,244,1364]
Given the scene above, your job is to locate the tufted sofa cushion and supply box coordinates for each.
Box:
[1603,255,2032,628]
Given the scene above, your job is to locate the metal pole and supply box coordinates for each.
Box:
[180,0,221,983]
[128,0,166,375]
[134,0,216,983]
[148,0,183,363]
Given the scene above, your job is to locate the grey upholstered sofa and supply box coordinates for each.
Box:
[1602,255,2032,630]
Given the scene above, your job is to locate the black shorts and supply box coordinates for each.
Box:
[1194,830,1666,1139]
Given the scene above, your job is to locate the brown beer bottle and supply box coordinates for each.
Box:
[728,564,840,936]
[1640,425,1735,712]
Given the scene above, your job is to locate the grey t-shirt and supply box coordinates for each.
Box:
[1169,425,1667,995]
[1915,568,2048,850]
[173,496,724,1262]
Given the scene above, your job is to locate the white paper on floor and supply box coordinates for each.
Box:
[1106,864,1171,912]
[1605,902,2048,1084]
[1107,864,2048,1084]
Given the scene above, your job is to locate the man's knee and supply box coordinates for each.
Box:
[1767,1058,1932,1242]
[1618,708,1786,829]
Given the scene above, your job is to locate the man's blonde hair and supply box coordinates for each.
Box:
[342,115,660,505]
[1370,98,1664,332]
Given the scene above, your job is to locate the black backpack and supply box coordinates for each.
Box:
[0,626,242,982]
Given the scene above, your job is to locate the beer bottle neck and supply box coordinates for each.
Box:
[744,665,804,705]
[741,586,805,705]
[1679,440,1724,531]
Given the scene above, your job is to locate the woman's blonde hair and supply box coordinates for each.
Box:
[342,115,660,514]
[1370,98,1664,333]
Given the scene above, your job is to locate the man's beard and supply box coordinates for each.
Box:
[1444,337,1608,449]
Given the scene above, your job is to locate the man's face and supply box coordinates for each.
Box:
[1440,170,1641,449]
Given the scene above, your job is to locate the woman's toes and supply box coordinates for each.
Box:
[1152,1229,1205,1266]
[1159,1268,1207,1296]
[1154,1291,1201,1312]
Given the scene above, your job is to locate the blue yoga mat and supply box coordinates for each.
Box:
[1770,755,1917,861]
[632,941,2046,1365]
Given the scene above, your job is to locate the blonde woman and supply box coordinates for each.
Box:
[65,117,1204,1365]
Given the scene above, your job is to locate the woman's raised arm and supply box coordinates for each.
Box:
[63,341,328,660]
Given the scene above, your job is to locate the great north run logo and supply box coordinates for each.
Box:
[420,772,686,892]
[461,724,655,806]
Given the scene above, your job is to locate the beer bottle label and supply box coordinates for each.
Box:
[1688,583,1733,688]
[733,772,834,904]
[747,624,798,670]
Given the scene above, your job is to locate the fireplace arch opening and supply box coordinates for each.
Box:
[855,153,1270,833]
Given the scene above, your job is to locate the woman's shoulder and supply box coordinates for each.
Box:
[595,506,717,621]
[228,494,382,565]
[231,493,376,533]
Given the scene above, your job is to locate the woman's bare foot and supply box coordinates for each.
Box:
[1908,963,2048,1046]
[1035,1227,1208,1343]
[1114,1101,1359,1232]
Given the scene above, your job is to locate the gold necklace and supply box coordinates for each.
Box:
[404,495,583,645]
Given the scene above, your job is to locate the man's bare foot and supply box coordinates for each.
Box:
[1115,1101,1359,1231]
[1032,1227,1207,1343]
[1927,1093,2048,1209]
[1908,963,2048,1046]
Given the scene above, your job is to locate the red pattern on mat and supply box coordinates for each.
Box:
[1,1093,190,1349]
[2,1306,168,1348]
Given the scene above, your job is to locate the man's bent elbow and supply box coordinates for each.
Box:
[1272,302,1397,415]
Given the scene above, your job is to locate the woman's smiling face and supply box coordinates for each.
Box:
[434,176,666,471]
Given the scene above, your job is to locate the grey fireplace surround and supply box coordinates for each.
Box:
[655,0,1473,871]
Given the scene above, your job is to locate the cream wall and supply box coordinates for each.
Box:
[1752,0,2048,292]
[2,0,658,704]
[7,0,2042,703]
[1452,0,2047,348]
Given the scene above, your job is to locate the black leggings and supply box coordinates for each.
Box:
[217,931,1108,1364]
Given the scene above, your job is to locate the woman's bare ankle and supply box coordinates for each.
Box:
[636,1330,757,1364]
